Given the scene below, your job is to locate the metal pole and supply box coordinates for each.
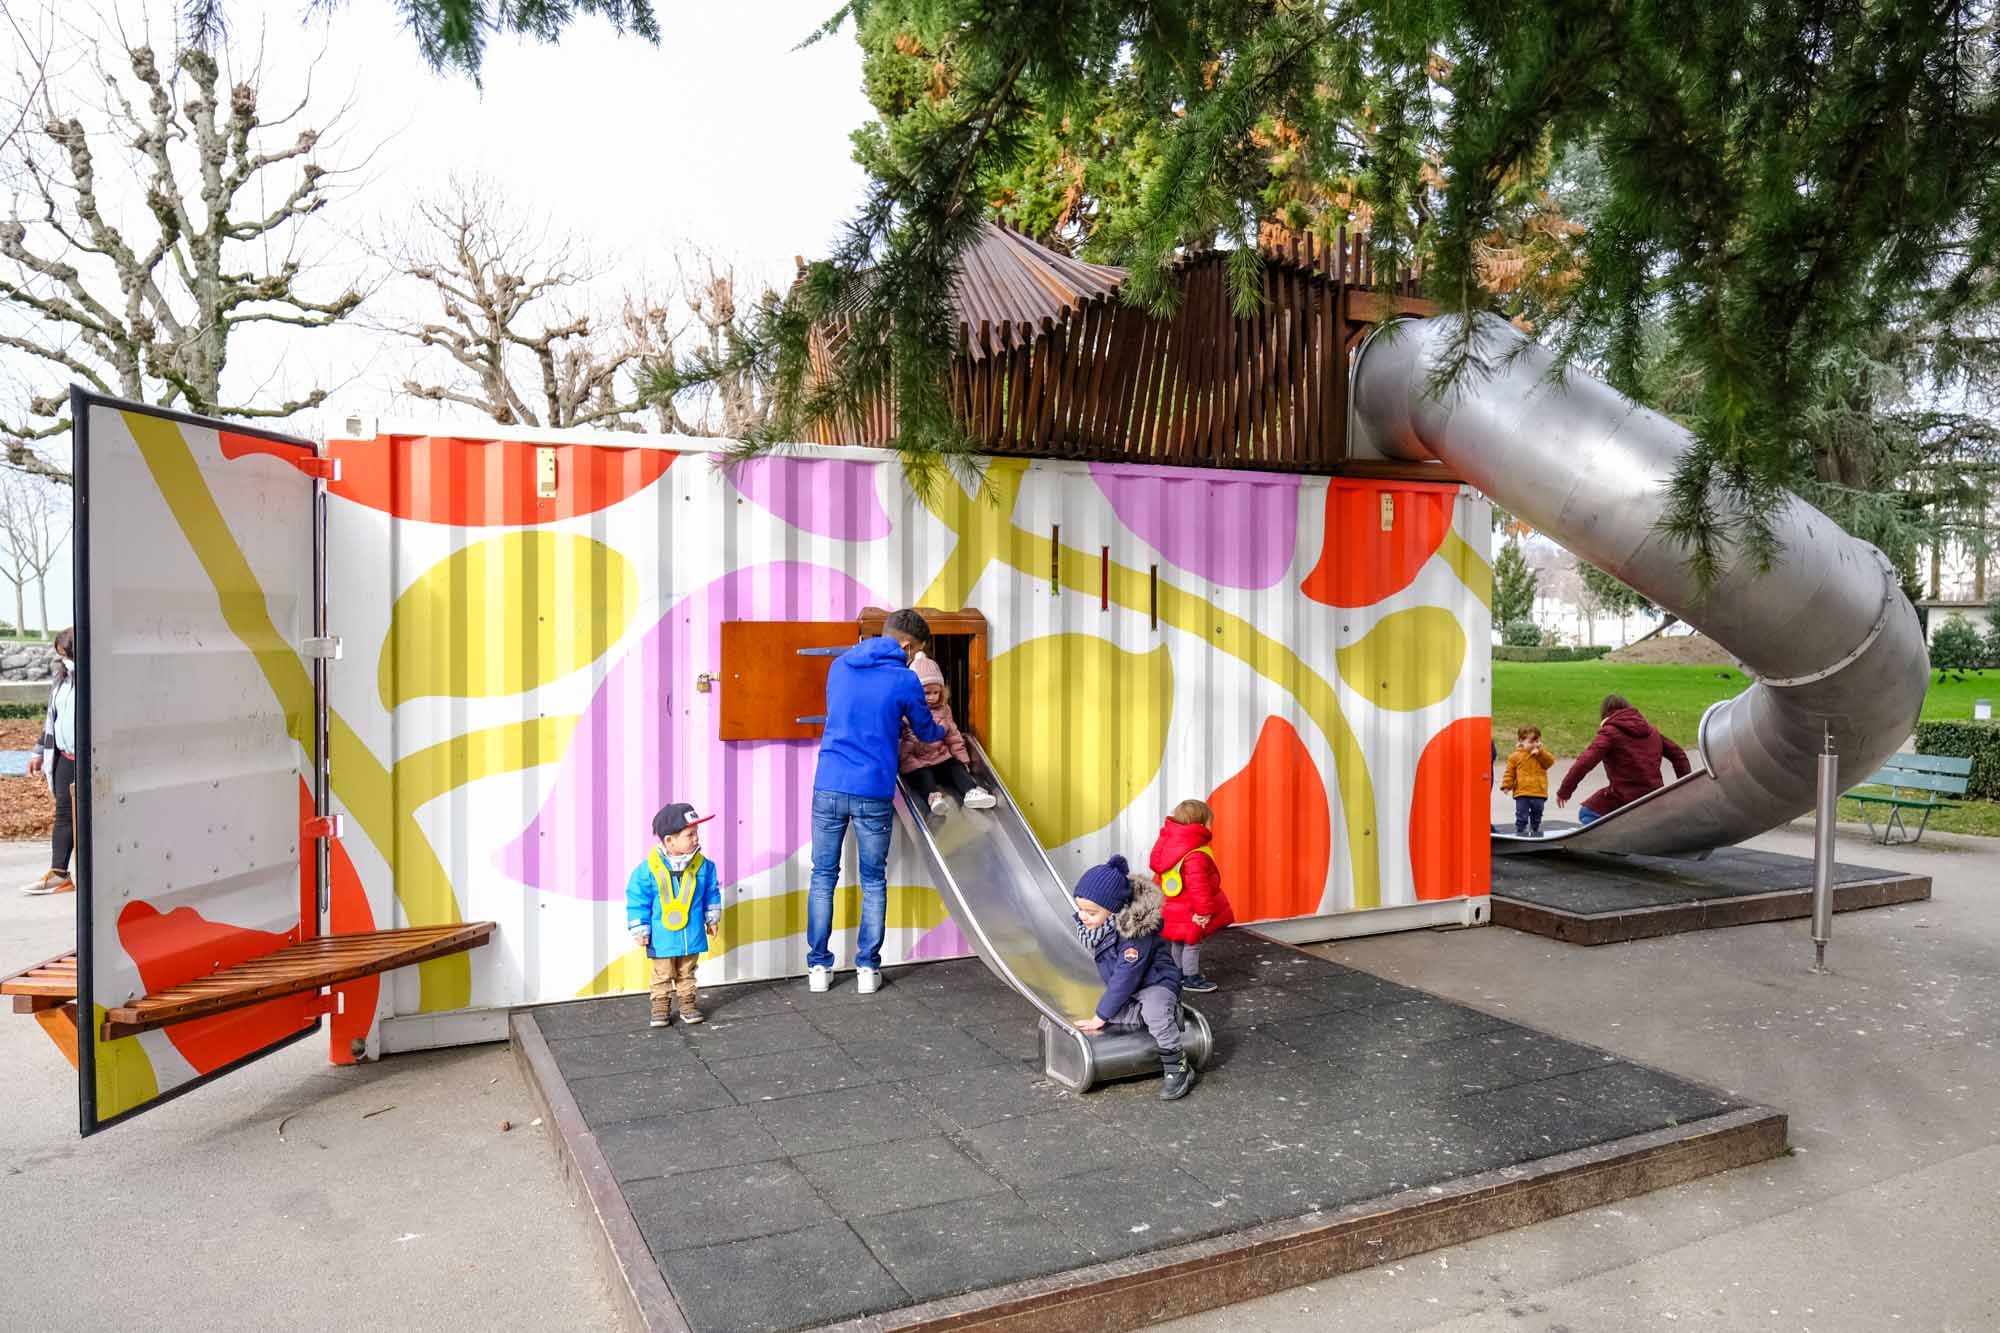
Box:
[1812,725,1838,971]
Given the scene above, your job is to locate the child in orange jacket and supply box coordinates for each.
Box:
[1500,725,1556,835]
[1148,798,1234,993]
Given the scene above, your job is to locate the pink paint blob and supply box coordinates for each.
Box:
[726,456,892,542]
[498,562,884,899]
[1090,463,1301,590]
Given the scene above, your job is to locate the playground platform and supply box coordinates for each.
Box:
[1491,842,1932,946]
[513,931,1784,1333]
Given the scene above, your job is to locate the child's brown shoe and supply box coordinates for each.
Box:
[678,1005,705,1025]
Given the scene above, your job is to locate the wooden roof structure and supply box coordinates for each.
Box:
[810,220,1443,477]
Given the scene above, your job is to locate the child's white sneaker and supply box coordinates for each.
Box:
[856,967,880,995]
[963,787,997,809]
[927,791,950,816]
[807,965,830,994]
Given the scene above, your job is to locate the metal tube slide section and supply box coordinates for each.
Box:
[894,737,1212,1091]
[1352,315,1928,857]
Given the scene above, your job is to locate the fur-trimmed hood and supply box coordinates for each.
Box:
[1115,876,1164,939]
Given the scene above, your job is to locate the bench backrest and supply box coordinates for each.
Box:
[1867,753,1972,795]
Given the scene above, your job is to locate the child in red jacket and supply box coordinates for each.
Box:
[1148,798,1234,993]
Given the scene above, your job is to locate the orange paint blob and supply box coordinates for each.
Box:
[1207,717,1332,922]
[116,901,315,1076]
[324,435,675,525]
[1301,481,1456,608]
[1409,716,1492,901]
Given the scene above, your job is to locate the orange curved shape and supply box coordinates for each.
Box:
[1409,716,1492,901]
[116,901,315,1077]
[218,429,313,467]
[324,435,676,525]
[1302,482,1457,608]
[1207,717,1332,922]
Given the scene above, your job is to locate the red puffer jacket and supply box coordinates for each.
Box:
[1149,818,1235,943]
[1556,706,1692,816]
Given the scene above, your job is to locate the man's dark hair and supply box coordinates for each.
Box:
[883,608,932,646]
[1601,693,1631,718]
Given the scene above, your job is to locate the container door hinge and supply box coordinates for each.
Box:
[295,455,341,482]
[303,636,343,660]
[303,813,344,842]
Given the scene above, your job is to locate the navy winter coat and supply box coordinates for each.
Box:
[1082,878,1182,1021]
[814,637,944,800]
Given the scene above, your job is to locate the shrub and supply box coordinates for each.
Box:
[1984,618,2000,669]
[1501,618,1543,647]
[1915,719,2000,801]
[1493,645,1614,662]
[1931,613,1988,677]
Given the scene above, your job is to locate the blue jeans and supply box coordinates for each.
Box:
[1513,796,1545,834]
[807,789,893,971]
[1578,804,1602,825]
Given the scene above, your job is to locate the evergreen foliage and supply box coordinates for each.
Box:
[1578,562,1653,619]
[183,1,660,78]
[1493,538,1538,628]
[1931,613,1989,677]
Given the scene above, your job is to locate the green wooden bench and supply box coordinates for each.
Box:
[1847,754,1973,845]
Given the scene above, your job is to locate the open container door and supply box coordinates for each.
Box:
[73,391,328,1135]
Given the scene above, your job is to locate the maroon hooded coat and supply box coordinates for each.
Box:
[1556,706,1692,817]
[1149,818,1235,944]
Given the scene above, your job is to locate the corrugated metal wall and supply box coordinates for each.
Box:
[323,429,1492,1027]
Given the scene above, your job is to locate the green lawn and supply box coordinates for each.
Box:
[1493,660,2000,836]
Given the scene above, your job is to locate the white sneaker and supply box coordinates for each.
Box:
[927,791,950,816]
[808,965,830,994]
[963,787,997,810]
[856,967,880,995]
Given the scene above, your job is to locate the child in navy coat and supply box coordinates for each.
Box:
[626,803,723,1026]
[1071,855,1195,1100]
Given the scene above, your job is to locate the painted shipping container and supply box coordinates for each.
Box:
[312,422,1494,1056]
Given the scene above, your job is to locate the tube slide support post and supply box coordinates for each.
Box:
[1812,726,1838,972]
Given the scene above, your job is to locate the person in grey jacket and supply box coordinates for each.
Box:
[23,627,76,895]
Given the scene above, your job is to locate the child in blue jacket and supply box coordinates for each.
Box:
[1071,855,1195,1100]
[626,803,723,1027]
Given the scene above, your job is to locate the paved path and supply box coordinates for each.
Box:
[1164,821,2000,1333]
[0,841,619,1333]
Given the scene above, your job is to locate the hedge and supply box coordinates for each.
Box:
[1915,719,2000,801]
[0,702,44,720]
[1493,645,1614,663]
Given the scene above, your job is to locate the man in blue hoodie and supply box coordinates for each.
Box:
[807,608,944,996]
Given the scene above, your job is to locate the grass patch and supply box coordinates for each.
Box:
[1495,660,2000,838]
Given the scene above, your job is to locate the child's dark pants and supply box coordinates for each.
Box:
[1101,983,1182,1056]
[904,757,981,802]
[1514,795,1545,834]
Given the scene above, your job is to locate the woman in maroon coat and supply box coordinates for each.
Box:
[1556,695,1692,824]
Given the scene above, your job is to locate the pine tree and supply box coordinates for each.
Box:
[1493,540,1538,630]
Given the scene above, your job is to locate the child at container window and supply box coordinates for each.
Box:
[1149,799,1233,993]
[1500,726,1555,836]
[1072,855,1196,1101]
[899,653,996,816]
[626,803,723,1027]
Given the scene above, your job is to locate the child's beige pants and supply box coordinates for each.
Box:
[650,955,699,1017]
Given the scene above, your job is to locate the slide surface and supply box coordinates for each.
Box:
[1352,315,1930,858]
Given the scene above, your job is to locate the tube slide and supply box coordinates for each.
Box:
[893,737,1212,1092]
[1352,315,1929,858]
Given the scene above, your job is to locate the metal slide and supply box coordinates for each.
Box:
[1352,315,1930,858]
[893,737,1212,1091]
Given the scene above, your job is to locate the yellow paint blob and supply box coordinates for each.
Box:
[379,532,638,708]
[92,1006,160,1122]
[575,885,950,997]
[1439,529,1493,611]
[989,634,1174,849]
[1336,607,1467,711]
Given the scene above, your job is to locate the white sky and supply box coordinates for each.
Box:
[6,0,877,629]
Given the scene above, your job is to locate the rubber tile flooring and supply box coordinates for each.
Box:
[526,931,1745,1333]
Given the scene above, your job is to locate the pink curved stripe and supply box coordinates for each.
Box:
[727,456,893,542]
[1090,463,1301,590]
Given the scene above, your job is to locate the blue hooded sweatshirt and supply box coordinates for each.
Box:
[814,637,944,799]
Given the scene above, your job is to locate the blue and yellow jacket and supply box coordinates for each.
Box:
[624,850,722,959]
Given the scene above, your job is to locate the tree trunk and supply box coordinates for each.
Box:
[1930,543,1942,600]
[11,582,22,637]
[38,578,49,637]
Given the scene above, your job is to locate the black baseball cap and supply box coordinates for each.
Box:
[653,803,717,838]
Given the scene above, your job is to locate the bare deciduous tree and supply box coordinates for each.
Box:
[384,176,768,435]
[0,468,67,635]
[0,26,366,480]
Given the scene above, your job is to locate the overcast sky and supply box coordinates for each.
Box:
[8,0,877,629]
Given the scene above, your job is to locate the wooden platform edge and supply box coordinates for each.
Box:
[512,1009,695,1333]
[101,923,497,1039]
[803,1106,1788,1333]
[1491,871,1933,946]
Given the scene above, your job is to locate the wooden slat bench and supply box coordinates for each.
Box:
[3,951,80,1069]
[1847,753,1974,845]
[101,923,496,1039]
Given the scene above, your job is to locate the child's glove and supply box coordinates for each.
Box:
[629,924,650,948]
